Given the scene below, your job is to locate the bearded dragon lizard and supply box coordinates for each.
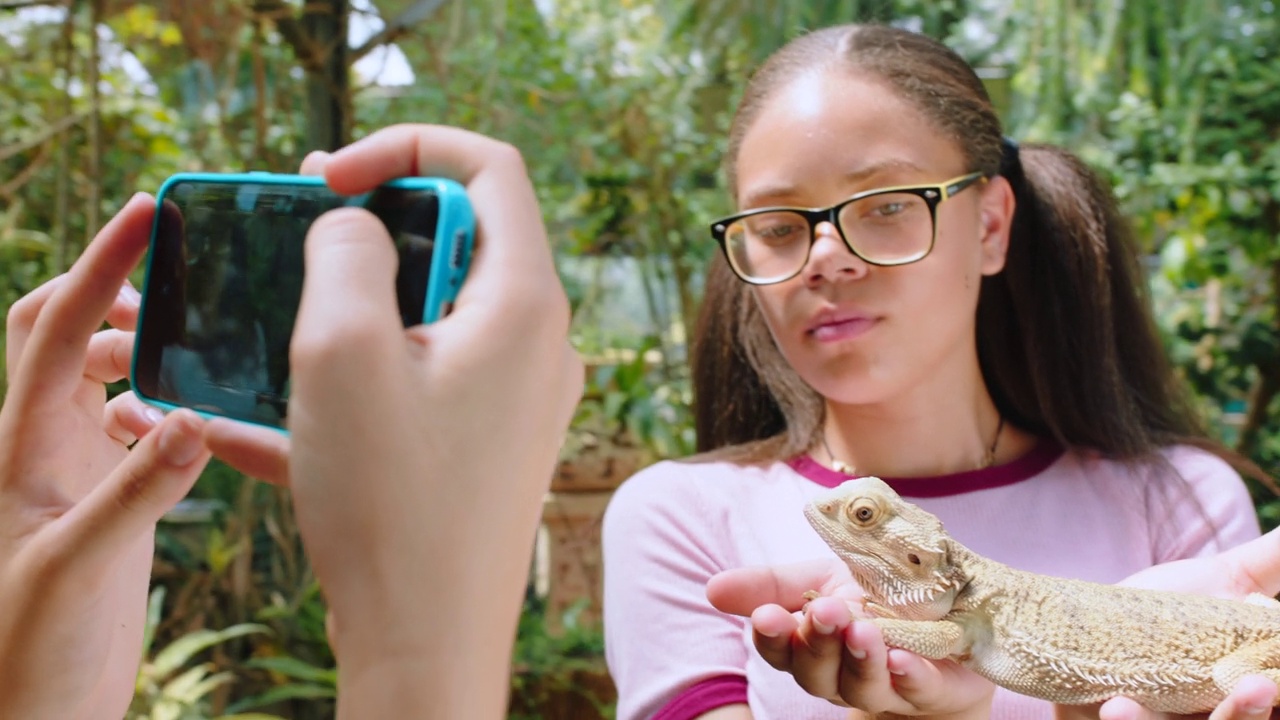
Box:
[802,477,1280,713]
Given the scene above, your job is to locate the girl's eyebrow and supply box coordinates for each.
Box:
[740,158,928,208]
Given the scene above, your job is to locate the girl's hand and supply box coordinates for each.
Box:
[0,194,213,719]
[709,559,994,718]
[202,125,584,718]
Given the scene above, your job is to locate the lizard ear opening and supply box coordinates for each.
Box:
[907,553,921,565]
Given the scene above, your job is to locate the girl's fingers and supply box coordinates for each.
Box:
[50,410,210,576]
[834,620,901,714]
[202,418,291,486]
[103,392,162,446]
[5,274,70,376]
[1206,676,1278,720]
[299,150,330,176]
[84,329,136,385]
[707,559,851,615]
[9,195,155,409]
[751,603,800,671]
[105,282,141,332]
[321,125,565,339]
[788,597,856,704]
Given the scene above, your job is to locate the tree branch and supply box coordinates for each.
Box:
[350,0,448,62]
[250,0,320,69]
[0,112,88,163]
[0,142,51,199]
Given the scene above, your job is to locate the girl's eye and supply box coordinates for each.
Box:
[745,216,807,244]
[759,224,803,239]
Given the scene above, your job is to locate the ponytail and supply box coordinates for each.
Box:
[692,255,787,453]
[980,144,1192,453]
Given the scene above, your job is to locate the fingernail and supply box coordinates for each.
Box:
[755,626,781,639]
[159,414,204,466]
[812,617,835,635]
[1243,703,1270,715]
[306,150,332,167]
[138,406,165,428]
[849,648,867,660]
[118,284,141,307]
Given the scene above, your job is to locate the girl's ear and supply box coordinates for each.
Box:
[978,175,1016,276]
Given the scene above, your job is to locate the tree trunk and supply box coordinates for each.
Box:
[86,0,104,248]
[302,0,350,152]
[53,3,75,272]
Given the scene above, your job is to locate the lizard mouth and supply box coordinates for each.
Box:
[810,517,960,620]
[850,562,960,620]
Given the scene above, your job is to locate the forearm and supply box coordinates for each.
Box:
[336,646,515,719]
[330,531,534,718]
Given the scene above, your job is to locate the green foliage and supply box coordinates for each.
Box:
[224,657,337,715]
[568,337,696,461]
[151,477,335,719]
[129,587,280,720]
[509,596,613,720]
[987,0,1280,522]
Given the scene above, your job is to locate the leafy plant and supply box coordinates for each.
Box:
[509,596,614,720]
[128,587,280,720]
[224,656,337,715]
[566,335,696,465]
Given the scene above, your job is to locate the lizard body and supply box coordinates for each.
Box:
[803,477,1280,712]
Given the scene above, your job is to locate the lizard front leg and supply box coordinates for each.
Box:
[1211,640,1280,704]
[869,618,968,661]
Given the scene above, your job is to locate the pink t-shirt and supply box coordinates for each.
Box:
[601,442,1261,720]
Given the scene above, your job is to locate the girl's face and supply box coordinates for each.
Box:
[734,69,1012,407]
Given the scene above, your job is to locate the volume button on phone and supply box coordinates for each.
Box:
[451,229,467,268]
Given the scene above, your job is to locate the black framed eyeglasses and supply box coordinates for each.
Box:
[709,172,987,285]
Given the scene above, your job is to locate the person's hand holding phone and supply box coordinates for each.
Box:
[0,196,213,719]
[204,124,584,717]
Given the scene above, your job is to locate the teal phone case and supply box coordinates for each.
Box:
[130,172,475,433]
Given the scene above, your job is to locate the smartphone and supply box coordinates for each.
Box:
[130,172,475,431]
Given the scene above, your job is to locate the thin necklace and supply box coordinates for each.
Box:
[821,416,1006,476]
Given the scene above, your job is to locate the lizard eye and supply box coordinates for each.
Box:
[847,498,879,526]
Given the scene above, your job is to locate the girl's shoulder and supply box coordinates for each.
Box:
[610,455,800,506]
[1058,442,1245,488]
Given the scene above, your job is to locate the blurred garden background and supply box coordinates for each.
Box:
[1,0,1277,717]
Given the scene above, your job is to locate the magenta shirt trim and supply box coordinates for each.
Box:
[653,674,748,720]
[787,438,1065,497]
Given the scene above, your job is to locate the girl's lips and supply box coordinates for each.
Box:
[809,316,879,342]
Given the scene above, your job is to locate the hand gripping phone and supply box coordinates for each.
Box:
[130,172,475,431]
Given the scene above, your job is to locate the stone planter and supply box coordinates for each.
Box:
[536,445,648,634]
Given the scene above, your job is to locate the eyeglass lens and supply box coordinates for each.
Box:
[723,191,933,282]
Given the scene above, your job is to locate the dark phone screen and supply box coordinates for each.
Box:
[133,180,440,428]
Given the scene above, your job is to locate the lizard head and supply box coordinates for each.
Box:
[804,477,965,621]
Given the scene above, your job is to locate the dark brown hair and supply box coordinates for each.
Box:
[691,24,1271,488]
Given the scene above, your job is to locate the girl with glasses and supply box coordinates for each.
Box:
[602,23,1271,720]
